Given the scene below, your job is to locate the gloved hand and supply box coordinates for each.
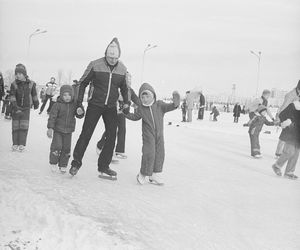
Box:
[34,103,39,110]
[172,91,180,108]
[75,103,85,119]
[47,128,54,138]
[281,119,292,129]
[122,103,130,115]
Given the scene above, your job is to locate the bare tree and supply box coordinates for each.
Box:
[57,69,64,86]
[67,70,73,85]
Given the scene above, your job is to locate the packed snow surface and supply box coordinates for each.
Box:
[0,109,299,250]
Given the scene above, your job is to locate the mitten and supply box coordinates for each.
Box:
[281,119,292,129]
[75,103,85,119]
[122,103,130,115]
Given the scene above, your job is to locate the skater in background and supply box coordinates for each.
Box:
[1,85,12,119]
[126,83,180,185]
[248,105,276,158]
[69,37,130,178]
[272,100,300,180]
[197,91,205,120]
[39,77,57,114]
[96,93,127,159]
[10,64,39,152]
[0,72,4,111]
[186,91,194,122]
[47,85,83,173]
[181,99,187,122]
[233,102,242,123]
[210,105,220,121]
[274,80,300,158]
[39,87,46,103]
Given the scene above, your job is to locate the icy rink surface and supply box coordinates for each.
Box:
[0,109,299,250]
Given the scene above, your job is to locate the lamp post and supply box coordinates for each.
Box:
[141,44,157,83]
[250,50,262,97]
[27,29,47,59]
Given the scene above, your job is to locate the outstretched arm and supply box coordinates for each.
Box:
[124,108,142,121]
[130,88,141,106]
[160,91,180,113]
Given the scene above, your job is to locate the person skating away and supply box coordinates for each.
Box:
[248,105,276,158]
[210,106,219,121]
[47,85,83,173]
[233,102,242,123]
[125,83,180,185]
[181,99,187,122]
[0,72,4,111]
[96,94,127,160]
[197,91,205,120]
[272,101,300,180]
[39,77,57,114]
[10,64,39,152]
[69,37,130,179]
[244,89,274,126]
[274,80,300,158]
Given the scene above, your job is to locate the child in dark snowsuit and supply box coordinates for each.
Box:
[47,85,83,173]
[126,83,180,185]
[248,105,275,158]
[233,103,242,123]
[210,106,220,121]
[181,99,187,122]
[10,64,39,152]
[272,101,300,180]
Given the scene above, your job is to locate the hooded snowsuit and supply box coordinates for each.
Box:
[10,75,39,146]
[71,37,129,172]
[48,85,78,168]
[126,83,180,176]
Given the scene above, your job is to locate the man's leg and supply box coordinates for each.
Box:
[115,113,126,154]
[98,107,117,171]
[50,131,63,165]
[40,95,50,113]
[59,133,72,168]
[285,144,300,175]
[47,97,54,113]
[200,108,204,120]
[97,131,106,151]
[275,143,294,169]
[275,140,285,157]
[72,104,103,169]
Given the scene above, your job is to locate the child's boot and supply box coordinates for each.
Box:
[59,167,67,174]
[115,152,127,159]
[136,172,147,185]
[12,145,19,152]
[284,172,298,180]
[18,145,26,152]
[272,164,282,176]
[149,173,164,186]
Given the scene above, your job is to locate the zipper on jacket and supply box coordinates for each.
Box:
[65,103,70,133]
[105,68,115,105]
[149,106,156,129]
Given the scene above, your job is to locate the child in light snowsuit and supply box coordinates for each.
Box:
[47,85,83,173]
[126,83,180,185]
[272,101,300,180]
[210,106,220,121]
[248,105,275,158]
[10,64,39,152]
[181,99,187,122]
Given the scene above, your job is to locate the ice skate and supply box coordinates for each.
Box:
[149,173,164,186]
[284,173,298,180]
[115,152,127,159]
[69,165,79,176]
[59,167,67,174]
[272,164,282,177]
[11,145,19,152]
[136,172,147,185]
[98,168,117,181]
[50,164,57,172]
[252,154,262,159]
[18,145,26,152]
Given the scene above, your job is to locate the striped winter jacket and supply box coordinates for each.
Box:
[77,57,129,108]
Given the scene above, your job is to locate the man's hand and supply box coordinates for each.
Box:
[47,128,53,138]
[122,103,130,115]
[75,103,85,119]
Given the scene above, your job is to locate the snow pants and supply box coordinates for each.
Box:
[12,109,30,146]
[198,108,205,120]
[249,133,260,156]
[97,113,126,153]
[141,134,165,176]
[50,131,72,168]
[187,109,193,122]
[40,94,54,113]
[72,104,117,172]
[275,143,299,174]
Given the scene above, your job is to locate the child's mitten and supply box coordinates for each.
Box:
[281,119,292,129]
[75,103,85,119]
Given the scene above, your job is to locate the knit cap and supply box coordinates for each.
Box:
[15,63,27,77]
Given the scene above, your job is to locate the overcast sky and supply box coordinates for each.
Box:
[0,0,299,97]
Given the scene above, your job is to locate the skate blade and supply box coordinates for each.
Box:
[98,174,117,181]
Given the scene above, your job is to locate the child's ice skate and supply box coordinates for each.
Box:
[98,168,117,181]
[252,154,262,159]
[18,145,26,152]
[115,152,127,159]
[11,145,19,152]
[272,164,282,177]
[50,164,57,172]
[136,172,147,185]
[149,173,164,186]
[59,167,67,174]
[284,173,298,180]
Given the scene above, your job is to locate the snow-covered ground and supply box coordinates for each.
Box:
[0,108,299,250]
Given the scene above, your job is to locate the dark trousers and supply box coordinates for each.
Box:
[40,94,54,113]
[234,116,239,123]
[182,110,186,122]
[198,108,204,120]
[50,131,72,168]
[2,100,12,116]
[12,109,30,146]
[72,104,118,171]
[213,114,218,121]
[249,133,260,156]
[97,113,126,153]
